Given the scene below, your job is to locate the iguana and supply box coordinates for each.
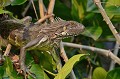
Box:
[0,16,85,78]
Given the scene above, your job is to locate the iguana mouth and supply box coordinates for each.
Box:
[57,33,79,39]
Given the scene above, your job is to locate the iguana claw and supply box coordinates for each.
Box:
[20,65,36,79]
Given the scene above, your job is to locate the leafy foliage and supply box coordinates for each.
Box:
[105,68,120,79]
[93,67,107,79]
[0,0,120,79]
[81,26,102,40]
[28,64,50,79]
[0,0,13,8]
[54,54,86,79]
[11,0,27,5]
[0,56,23,79]
[0,9,10,14]
[92,67,120,79]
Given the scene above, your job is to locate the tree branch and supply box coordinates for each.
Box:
[93,0,120,44]
[62,42,120,65]
[35,14,54,24]
[38,0,44,18]
[60,41,76,79]
[47,0,55,22]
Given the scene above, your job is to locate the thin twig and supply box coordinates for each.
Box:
[60,41,76,79]
[31,0,39,20]
[93,0,120,44]
[35,14,54,24]
[38,0,44,18]
[22,0,32,17]
[88,67,93,79]
[3,44,11,56]
[109,41,119,70]
[69,70,76,79]
[47,0,55,22]
[62,42,120,65]
[60,41,68,61]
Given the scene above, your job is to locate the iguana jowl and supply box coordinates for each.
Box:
[5,18,85,76]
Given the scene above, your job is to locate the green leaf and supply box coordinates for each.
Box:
[25,52,35,66]
[32,50,56,72]
[71,0,87,21]
[0,9,11,14]
[93,67,107,79]
[29,64,50,79]
[4,56,13,75]
[105,0,120,20]
[0,66,4,78]
[54,0,72,20]
[81,26,102,40]
[11,0,27,5]
[105,67,120,79]
[105,0,120,7]
[0,0,13,8]
[54,54,87,79]
[105,6,120,20]
[4,56,23,79]
[86,0,97,12]
[39,51,56,71]
[105,6,120,15]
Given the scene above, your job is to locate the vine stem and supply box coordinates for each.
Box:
[93,0,120,44]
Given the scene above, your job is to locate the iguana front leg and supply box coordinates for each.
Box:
[19,36,48,78]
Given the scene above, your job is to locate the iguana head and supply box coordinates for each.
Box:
[55,21,85,38]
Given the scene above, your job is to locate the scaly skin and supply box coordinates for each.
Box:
[9,20,85,47]
[0,15,32,67]
[0,15,32,39]
[8,19,85,78]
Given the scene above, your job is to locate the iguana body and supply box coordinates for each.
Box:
[0,14,32,39]
[1,16,85,77]
[9,20,85,49]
